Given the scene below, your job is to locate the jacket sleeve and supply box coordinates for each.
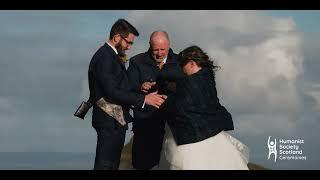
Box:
[159,63,186,81]
[95,55,145,108]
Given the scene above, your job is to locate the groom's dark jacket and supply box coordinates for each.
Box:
[88,43,145,129]
[165,68,234,145]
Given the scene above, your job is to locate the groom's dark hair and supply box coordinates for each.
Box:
[109,19,139,39]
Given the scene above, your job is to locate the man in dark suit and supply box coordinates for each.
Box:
[127,31,184,169]
[88,19,166,170]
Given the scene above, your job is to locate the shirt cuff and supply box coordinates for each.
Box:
[142,97,146,108]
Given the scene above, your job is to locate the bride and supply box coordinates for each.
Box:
[158,45,249,170]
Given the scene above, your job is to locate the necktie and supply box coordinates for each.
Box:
[119,55,128,63]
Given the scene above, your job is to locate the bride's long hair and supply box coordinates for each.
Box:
[178,45,220,73]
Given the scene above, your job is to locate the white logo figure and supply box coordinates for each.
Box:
[267,136,277,162]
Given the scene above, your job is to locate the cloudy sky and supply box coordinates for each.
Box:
[0,10,320,170]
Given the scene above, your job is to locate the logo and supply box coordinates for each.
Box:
[267,136,277,162]
[267,136,307,162]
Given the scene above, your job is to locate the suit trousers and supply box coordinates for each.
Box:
[93,126,126,170]
[132,117,165,169]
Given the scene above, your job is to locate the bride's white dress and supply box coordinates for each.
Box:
[159,124,250,170]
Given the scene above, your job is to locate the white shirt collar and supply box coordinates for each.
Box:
[106,41,118,55]
[162,56,168,64]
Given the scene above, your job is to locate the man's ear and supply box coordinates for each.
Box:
[149,41,153,49]
[113,34,121,43]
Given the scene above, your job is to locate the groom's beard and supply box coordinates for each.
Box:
[115,42,126,57]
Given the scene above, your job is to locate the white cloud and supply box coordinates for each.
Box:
[127,10,304,137]
[0,97,14,112]
[236,113,297,136]
[0,97,20,131]
[304,83,320,111]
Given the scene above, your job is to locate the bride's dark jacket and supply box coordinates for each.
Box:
[163,67,234,145]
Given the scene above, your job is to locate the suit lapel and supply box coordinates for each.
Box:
[165,49,176,64]
[103,43,127,71]
[114,54,127,71]
[145,50,158,68]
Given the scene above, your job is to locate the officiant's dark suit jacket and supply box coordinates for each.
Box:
[127,48,185,169]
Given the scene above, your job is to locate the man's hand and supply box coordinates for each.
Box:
[145,91,167,109]
[141,81,156,93]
